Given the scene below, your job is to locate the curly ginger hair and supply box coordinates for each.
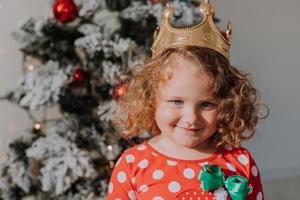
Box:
[113,46,268,148]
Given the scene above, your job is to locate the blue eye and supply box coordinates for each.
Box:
[169,100,184,105]
[200,101,215,109]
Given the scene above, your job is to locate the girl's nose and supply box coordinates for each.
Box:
[183,106,202,125]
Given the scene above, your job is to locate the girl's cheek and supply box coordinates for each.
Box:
[202,110,219,126]
[156,106,179,122]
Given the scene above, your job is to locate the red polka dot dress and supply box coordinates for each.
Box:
[107,141,264,200]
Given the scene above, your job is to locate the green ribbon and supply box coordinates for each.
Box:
[198,165,250,200]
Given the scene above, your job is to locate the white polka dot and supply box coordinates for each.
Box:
[248,184,253,194]
[152,170,164,180]
[167,160,178,166]
[183,168,195,179]
[131,177,136,184]
[128,189,137,200]
[224,144,233,151]
[138,159,149,169]
[117,171,127,183]
[238,154,249,165]
[108,182,113,193]
[125,154,135,163]
[137,145,147,151]
[168,181,181,193]
[152,196,164,200]
[139,184,149,192]
[257,192,263,200]
[252,165,258,176]
[214,187,228,199]
[226,162,237,171]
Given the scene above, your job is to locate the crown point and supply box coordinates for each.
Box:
[162,3,173,20]
[200,1,214,15]
[166,2,172,8]
[226,21,232,42]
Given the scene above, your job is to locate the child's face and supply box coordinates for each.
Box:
[155,55,218,149]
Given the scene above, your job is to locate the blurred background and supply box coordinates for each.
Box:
[1,0,300,199]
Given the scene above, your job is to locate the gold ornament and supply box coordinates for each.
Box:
[151,0,232,59]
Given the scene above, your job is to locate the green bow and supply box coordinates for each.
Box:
[198,165,250,200]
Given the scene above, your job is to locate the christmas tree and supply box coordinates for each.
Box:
[0,0,201,199]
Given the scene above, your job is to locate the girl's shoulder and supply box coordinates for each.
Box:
[114,141,153,169]
[122,141,151,158]
[221,144,255,160]
[218,144,259,179]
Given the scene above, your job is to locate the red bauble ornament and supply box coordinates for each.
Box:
[72,67,88,87]
[53,0,78,23]
[148,0,167,5]
[112,81,127,100]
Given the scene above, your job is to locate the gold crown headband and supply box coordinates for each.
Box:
[151,0,232,60]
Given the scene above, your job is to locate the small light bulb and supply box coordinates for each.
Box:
[34,123,41,130]
[27,64,35,71]
[107,145,113,151]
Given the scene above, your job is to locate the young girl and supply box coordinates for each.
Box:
[107,1,267,200]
